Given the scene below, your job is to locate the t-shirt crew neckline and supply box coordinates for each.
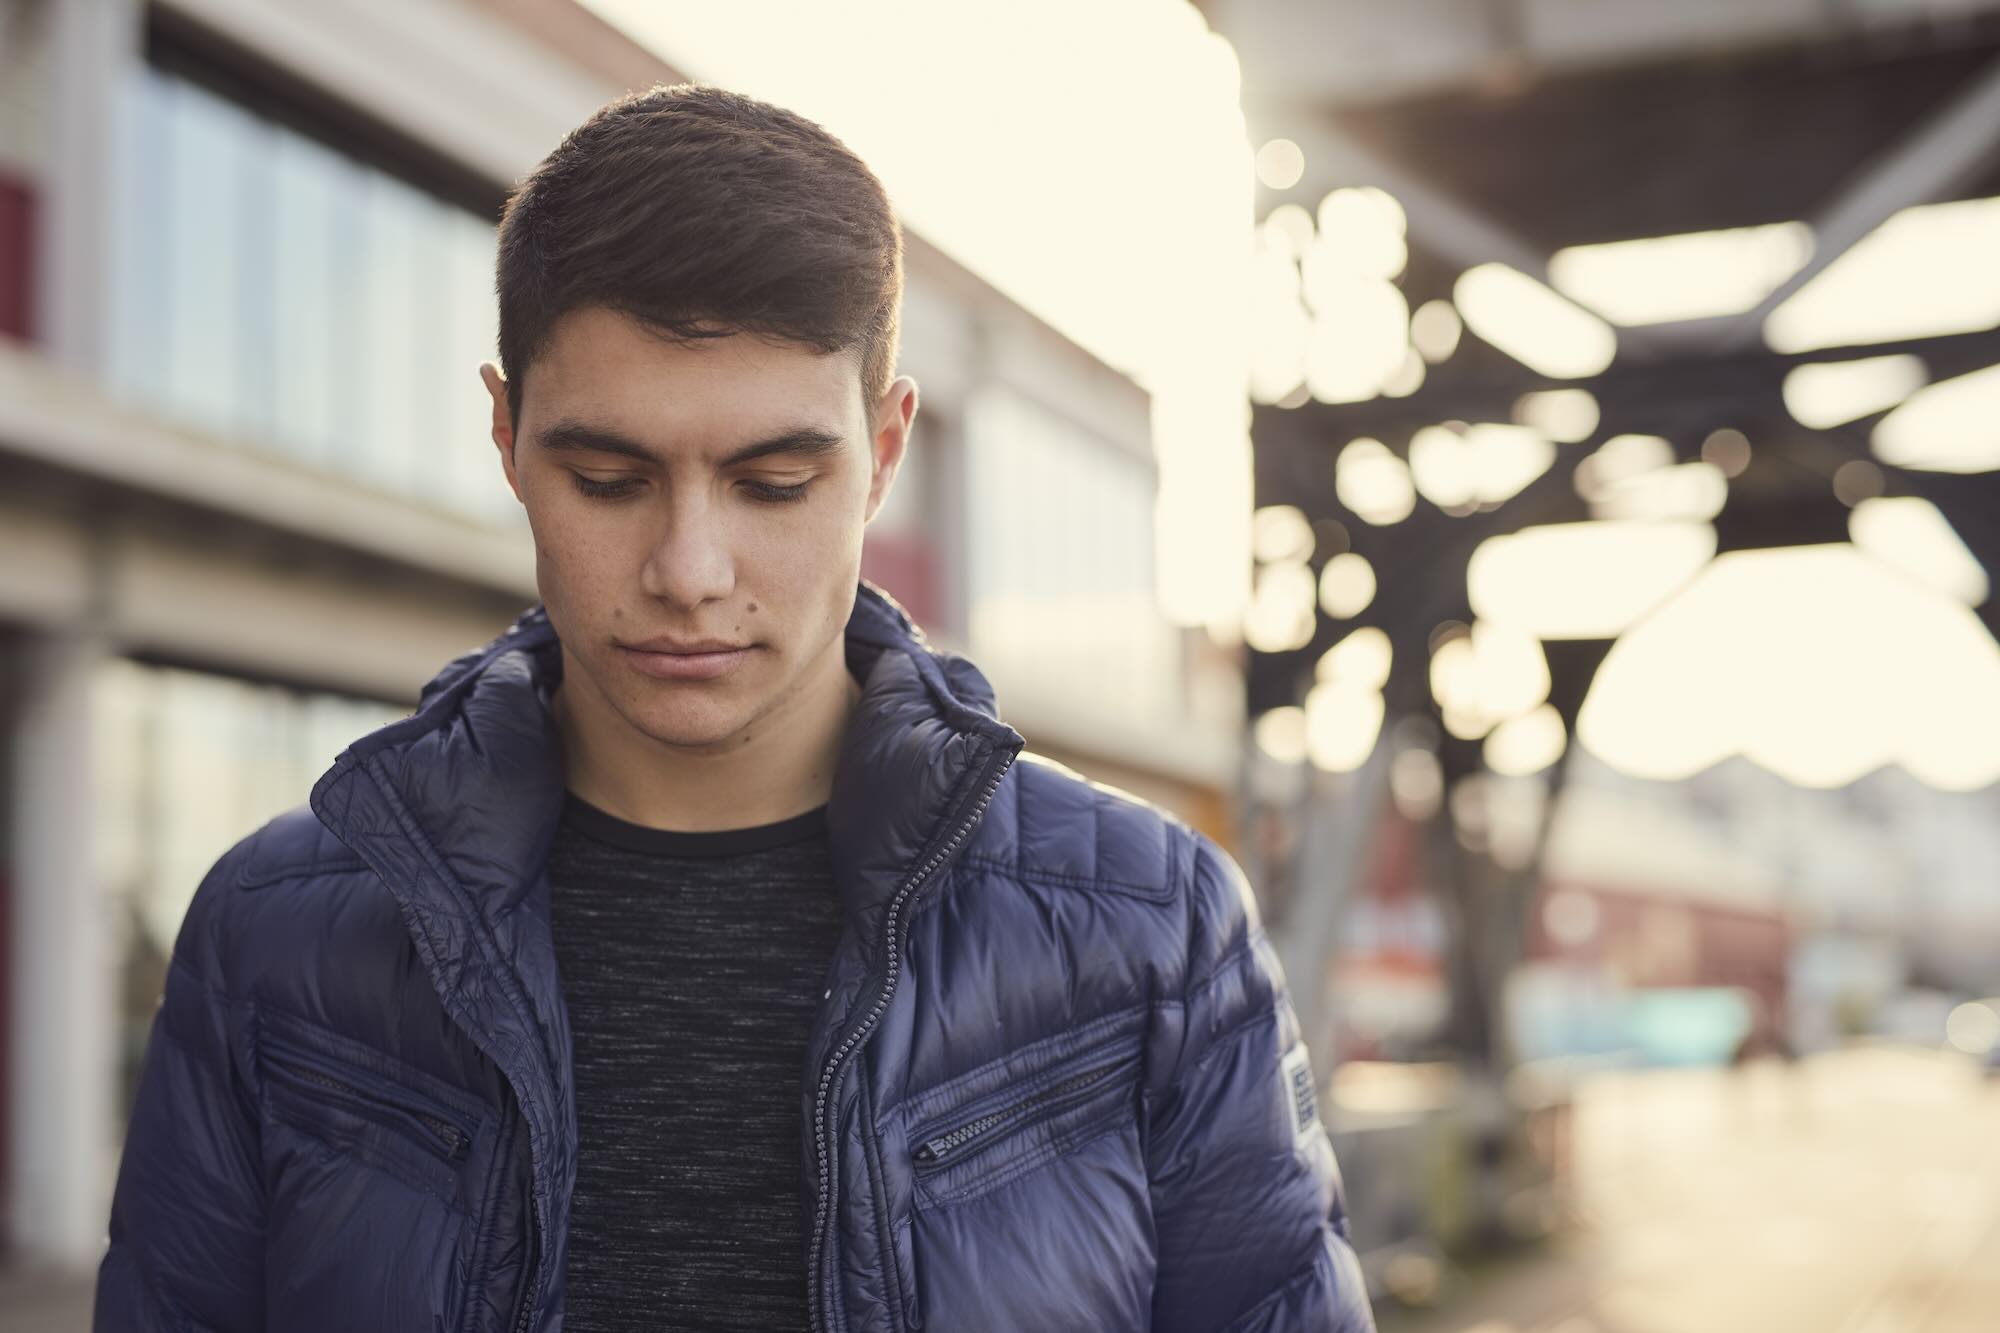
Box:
[560,791,830,859]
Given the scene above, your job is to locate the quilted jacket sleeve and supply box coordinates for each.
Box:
[96,859,265,1332]
[1146,834,1375,1332]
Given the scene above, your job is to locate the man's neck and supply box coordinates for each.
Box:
[554,644,860,834]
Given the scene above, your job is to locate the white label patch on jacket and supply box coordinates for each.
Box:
[1280,1041,1320,1147]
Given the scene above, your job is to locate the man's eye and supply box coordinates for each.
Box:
[571,473,641,500]
[743,480,811,504]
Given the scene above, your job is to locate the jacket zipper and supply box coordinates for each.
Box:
[491,1098,536,1333]
[910,1058,1124,1169]
[807,746,1016,1333]
[510,1224,540,1333]
[342,758,559,1333]
[261,1037,473,1163]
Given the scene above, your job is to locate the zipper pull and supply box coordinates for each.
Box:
[418,1111,469,1161]
[912,1138,949,1164]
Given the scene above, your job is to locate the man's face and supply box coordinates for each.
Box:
[485,305,910,754]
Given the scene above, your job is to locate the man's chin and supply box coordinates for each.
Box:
[618,700,753,753]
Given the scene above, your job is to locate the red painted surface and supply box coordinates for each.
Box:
[860,531,941,633]
[1529,878,1791,1028]
[0,174,33,342]
[0,866,10,1241]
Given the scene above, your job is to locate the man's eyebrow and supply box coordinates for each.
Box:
[533,422,845,467]
[536,423,660,463]
[717,427,846,467]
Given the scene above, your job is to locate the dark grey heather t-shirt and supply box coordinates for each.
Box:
[547,792,844,1332]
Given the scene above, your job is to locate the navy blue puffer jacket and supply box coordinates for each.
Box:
[96,585,1374,1332]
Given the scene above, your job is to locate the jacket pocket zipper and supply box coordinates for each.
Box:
[260,1035,474,1165]
[912,1057,1127,1169]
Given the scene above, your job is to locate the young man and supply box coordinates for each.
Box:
[95,86,1374,1332]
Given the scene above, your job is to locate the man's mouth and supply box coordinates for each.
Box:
[616,638,756,681]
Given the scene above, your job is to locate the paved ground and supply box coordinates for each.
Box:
[1382,1045,2000,1333]
[0,1263,92,1333]
[7,1046,1996,1331]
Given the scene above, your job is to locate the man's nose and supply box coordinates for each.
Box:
[639,493,735,610]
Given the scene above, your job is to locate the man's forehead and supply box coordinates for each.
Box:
[540,306,858,382]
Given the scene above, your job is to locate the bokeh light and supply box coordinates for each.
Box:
[1764,194,2000,353]
[1335,438,1417,524]
[1700,428,1753,477]
[1317,626,1393,690]
[1251,504,1316,565]
[1455,263,1618,379]
[1549,221,1812,326]
[1944,1001,2000,1056]
[1255,137,1305,190]
[1244,560,1319,653]
[1485,703,1568,776]
[1431,622,1552,739]
[1783,354,1927,430]
[1849,497,1989,606]
[1589,462,1729,523]
[1410,298,1464,363]
[1409,423,1555,511]
[1469,521,1717,639]
[1578,545,2000,789]
[1254,704,1308,764]
[1513,388,1601,444]
[1262,202,1316,259]
[1320,552,1379,618]
[1380,345,1427,398]
[1871,362,2000,473]
[1305,680,1386,772]
[1574,434,1674,503]
[1313,187,1408,282]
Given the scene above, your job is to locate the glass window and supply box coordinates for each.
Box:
[232,110,280,446]
[353,173,425,495]
[161,75,252,435]
[268,128,349,470]
[107,68,176,405]
[107,66,505,524]
[441,206,515,524]
[964,387,1179,727]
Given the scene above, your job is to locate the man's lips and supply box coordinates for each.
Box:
[620,636,749,654]
[616,639,756,681]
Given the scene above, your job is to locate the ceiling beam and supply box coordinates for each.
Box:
[1260,324,2000,440]
[1626,52,2000,359]
[1265,112,1553,281]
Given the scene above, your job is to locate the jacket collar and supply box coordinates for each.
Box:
[311,581,1023,935]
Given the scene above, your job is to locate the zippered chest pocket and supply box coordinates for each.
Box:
[906,1034,1143,1209]
[254,1008,486,1208]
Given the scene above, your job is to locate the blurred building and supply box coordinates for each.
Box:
[0,0,1240,1271]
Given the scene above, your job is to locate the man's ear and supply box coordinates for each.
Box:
[864,375,918,524]
[481,362,523,502]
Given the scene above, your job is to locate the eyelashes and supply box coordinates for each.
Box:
[570,474,642,500]
[568,474,811,505]
[741,480,811,504]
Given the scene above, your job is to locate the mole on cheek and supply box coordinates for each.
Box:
[746,602,759,613]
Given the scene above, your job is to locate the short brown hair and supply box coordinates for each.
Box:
[495,84,903,422]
